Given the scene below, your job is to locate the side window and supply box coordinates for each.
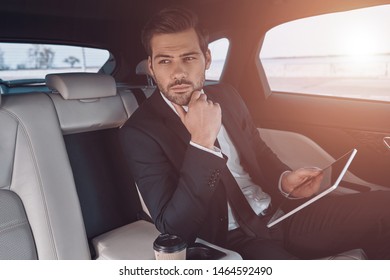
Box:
[260,5,390,102]
[206,38,229,81]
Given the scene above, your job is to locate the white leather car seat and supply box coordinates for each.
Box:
[0,92,90,259]
[46,73,161,259]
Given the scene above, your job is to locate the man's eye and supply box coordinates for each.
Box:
[158,59,170,64]
[184,57,195,62]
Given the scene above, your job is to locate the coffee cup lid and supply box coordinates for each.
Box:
[153,233,187,253]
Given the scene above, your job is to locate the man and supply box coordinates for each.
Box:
[120,7,390,259]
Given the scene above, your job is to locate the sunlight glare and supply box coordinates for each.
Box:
[339,22,382,58]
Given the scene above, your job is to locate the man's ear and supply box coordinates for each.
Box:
[205,49,211,70]
[148,56,155,77]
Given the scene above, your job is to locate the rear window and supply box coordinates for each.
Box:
[0,43,110,81]
[206,38,230,81]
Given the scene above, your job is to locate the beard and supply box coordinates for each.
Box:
[155,73,205,106]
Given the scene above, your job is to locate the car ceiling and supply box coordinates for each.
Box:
[1,0,389,83]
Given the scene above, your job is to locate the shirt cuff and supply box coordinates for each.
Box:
[279,170,301,199]
[279,170,291,197]
[190,141,223,158]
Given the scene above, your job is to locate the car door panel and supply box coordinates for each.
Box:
[254,92,390,188]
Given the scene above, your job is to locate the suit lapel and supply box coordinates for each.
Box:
[205,88,256,169]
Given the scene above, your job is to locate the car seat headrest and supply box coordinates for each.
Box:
[45,73,116,100]
[135,59,154,86]
[135,59,152,76]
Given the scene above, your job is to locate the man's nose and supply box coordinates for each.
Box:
[171,63,188,80]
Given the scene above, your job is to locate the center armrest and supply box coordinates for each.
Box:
[92,221,242,260]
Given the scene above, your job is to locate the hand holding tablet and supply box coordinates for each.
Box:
[267,149,358,228]
[282,167,324,199]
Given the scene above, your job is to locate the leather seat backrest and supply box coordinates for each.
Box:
[45,73,145,252]
[0,92,90,259]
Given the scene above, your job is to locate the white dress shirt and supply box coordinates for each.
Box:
[160,92,285,231]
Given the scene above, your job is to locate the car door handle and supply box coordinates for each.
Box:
[384,137,390,150]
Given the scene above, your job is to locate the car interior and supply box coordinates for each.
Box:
[1,0,390,260]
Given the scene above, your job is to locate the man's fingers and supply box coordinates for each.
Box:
[172,102,187,121]
[189,91,219,109]
[297,167,322,178]
[189,90,202,105]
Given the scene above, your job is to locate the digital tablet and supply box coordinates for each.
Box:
[267,148,358,228]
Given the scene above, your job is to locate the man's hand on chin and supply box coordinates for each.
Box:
[173,91,222,150]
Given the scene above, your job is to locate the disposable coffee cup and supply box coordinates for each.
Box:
[153,233,187,260]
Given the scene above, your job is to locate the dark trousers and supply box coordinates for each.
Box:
[225,190,390,259]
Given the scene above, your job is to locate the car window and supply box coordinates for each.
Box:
[206,38,229,81]
[260,5,390,102]
[0,43,110,81]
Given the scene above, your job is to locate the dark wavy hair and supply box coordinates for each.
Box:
[141,7,209,56]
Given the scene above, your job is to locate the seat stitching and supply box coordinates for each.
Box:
[0,219,29,234]
[0,109,17,190]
